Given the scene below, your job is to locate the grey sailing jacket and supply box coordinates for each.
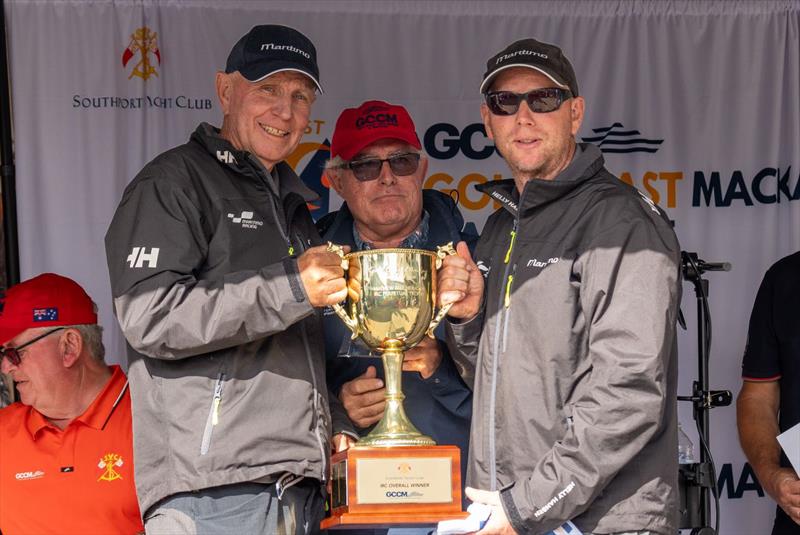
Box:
[446,144,681,534]
[105,123,348,515]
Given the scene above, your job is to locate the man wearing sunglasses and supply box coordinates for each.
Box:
[0,273,143,534]
[438,38,681,535]
[318,100,476,531]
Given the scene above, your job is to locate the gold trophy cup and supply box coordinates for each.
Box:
[322,243,468,529]
[327,243,456,446]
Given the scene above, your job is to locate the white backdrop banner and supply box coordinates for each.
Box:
[5,1,800,532]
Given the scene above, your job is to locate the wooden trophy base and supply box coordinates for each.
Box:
[322,445,468,530]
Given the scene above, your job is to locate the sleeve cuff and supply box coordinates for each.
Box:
[500,482,529,535]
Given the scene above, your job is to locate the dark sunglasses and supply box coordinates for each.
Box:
[341,152,421,182]
[484,87,572,116]
[0,327,65,366]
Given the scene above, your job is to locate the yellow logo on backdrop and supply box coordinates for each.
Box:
[122,27,161,81]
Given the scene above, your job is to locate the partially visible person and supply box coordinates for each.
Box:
[0,370,13,407]
[0,273,143,535]
[319,101,475,532]
[737,251,800,534]
[105,24,351,535]
[438,37,681,534]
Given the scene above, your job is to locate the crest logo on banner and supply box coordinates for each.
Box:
[581,122,663,154]
[122,27,161,81]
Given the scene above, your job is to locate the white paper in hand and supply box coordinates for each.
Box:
[434,503,583,535]
[434,502,491,535]
[777,421,800,476]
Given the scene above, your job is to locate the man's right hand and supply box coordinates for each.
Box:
[297,244,349,307]
[339,366,386,428]
[768,468,800,524]
[437,241,484,320]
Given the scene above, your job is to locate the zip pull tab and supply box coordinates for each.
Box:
[212,374,225,426]
[504,229,517,264]
[504,274,514,308]
[287,245,295,256]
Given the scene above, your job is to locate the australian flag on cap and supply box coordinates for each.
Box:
[33,307,58,322]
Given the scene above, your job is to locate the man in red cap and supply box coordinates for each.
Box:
[318,100,477,533]
[0,273,143,535]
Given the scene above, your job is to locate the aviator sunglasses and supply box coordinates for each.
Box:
[484,87,572,116]
[0,327,65,366]
[340,152,421,182]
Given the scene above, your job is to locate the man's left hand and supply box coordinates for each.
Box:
[402,336,443,379]
[465,487,516,535]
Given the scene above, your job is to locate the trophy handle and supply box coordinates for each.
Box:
[427,242,458,337]
[327,242,360,339]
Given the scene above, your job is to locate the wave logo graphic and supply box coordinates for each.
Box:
[122,27,161,81]
[581,122,663,154]
[286,139,332,220]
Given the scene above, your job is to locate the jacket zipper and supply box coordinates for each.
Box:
[488,221,518,489]
[200,371,225,455]
[247,155,295,256]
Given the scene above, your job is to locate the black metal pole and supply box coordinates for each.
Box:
[0,0,20,287]
[694,278,711,529]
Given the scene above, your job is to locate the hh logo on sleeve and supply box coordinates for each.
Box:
[126,247,159,268]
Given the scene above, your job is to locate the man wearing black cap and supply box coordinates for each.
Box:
[105,25,351,534]
[438,38,681,534]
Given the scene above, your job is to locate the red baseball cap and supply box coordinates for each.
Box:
[0,273,97,346]
[330,100,422,161]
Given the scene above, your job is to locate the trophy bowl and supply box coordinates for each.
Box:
[328,243,455,447]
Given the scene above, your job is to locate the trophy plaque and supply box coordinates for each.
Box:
[321,244,468,529]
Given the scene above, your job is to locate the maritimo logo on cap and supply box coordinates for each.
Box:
[260,42,311,59]
[122,27,161,81]
[496,49,548,64]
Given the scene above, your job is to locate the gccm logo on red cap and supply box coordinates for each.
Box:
[330,100,421,161]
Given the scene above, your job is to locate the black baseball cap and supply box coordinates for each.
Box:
[480,38,578,97]
[225,25,322,93]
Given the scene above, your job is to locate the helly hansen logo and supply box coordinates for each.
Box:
[227,211,264,229]
[488,191,518,212]
[33,308,58,322]
[127,247,160,268]
[216,150,236,164]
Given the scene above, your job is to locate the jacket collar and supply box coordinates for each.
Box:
[477,143,605,217]
[322,189,467,249]
[190,123,318,203]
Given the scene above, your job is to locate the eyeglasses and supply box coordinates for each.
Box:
[0,327,65,366]
[340,153,421,182]
[483,87,572,116]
